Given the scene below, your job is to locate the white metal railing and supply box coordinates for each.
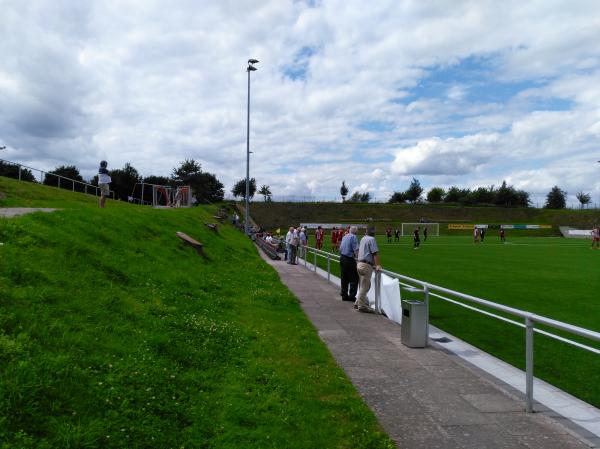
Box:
[0,158,114,200]
[299,245,600,413]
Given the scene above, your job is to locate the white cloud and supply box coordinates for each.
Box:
[1,0,600,201]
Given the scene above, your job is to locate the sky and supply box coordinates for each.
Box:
[1,0,600,206]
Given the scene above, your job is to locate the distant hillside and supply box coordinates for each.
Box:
[249,202,600,236]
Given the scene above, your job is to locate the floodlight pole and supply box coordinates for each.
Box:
[245,59,258,235]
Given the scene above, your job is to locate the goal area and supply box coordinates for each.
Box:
[152,185,193,208]
[401,223,439,237]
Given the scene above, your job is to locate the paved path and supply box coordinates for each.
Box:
[261,252,595,449]
[0,207,58,218]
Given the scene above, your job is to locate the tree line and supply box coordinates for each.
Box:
[0,159,224,204]
[339,178,591,210]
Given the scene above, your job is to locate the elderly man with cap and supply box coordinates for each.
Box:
[356,224,382,313]
[338,225,359,303]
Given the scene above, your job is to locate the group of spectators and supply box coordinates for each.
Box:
[285,224,382,314]
[337,225,382,313]
[284,226,308,264]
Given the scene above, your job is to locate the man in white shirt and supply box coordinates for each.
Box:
[356,225,382,313]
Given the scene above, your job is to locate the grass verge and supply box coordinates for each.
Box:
[0,177,394,449]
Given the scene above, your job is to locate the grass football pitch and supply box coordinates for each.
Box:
[318,234,600,408]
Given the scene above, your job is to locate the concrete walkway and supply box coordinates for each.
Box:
[261,253,595,449]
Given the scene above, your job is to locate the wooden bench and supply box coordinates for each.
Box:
[205,223,218,232]
[176,231,204,255]
[256,236,281,260]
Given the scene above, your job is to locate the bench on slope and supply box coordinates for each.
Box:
[176,231,204,256]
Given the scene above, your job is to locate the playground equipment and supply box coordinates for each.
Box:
[131,183,193,207]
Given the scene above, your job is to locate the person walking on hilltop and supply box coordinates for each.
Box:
[98,160,111,208]
[339,226,359,303]
[356,225,381,313]
[413,226,421,249]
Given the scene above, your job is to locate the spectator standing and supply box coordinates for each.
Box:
[299,227,307,259]
[339,226,359,303]
[285,227,294,263]
[98,160,111,208]
[289,227,300,264]
[356,225,381,313]
[413,226,421,249]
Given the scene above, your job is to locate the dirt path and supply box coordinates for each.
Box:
[0,208,59,218]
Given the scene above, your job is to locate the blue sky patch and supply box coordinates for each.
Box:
[283,46,317,81]
[358,120,395,133]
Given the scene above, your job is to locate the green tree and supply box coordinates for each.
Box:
[469,186,496,205]
[171,159,224,204]
[171,159,202,185]
[444,186,470,203]
[44,165,85,192]
[340,181,349,202]
[494,181,519,207]
[545,185,567,209]
[0,161,36,182]
[232,178,256,200]
[405,178,423,203]
[426,187,445,203]
[143,175,172,186]
[576,191,591,209]
[348,191,370,203]
[388,191,408,204]
[258,185,272,202]
[195,172,224,203]
[110,163,142,201]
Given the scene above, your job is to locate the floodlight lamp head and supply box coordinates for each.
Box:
[247,65,257,71]
[248,59,259,64]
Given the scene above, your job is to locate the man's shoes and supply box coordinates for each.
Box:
[357,306,375,314]
[341,297,354,302]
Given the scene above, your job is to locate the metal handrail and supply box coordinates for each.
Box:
[0,158,115,199]
[299,245,600,413]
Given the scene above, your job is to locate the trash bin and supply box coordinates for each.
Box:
[401,300,428,348]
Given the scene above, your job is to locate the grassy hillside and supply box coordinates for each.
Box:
[0,177,393,449]
[249,202,600,236]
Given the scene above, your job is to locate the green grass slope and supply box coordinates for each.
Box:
[0,177,393,449]
[250,202,600,235]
